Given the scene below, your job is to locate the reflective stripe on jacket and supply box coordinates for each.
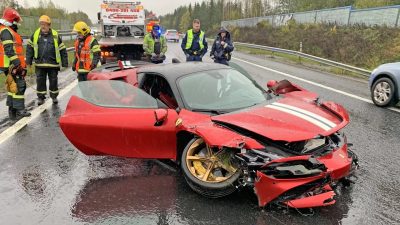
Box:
[185,29,204,50]
[0,25,26,68]
[74,35,100,73]
[31,28,63,64]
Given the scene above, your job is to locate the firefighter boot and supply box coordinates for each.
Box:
[37,98,45,106]
[16,109,31,118]
[8,107,16,120]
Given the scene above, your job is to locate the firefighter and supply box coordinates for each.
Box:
[0,8,31,119]
[26,15,68,105]
[181,19,208,62]
[210,27,234,66]
[143,24,167,64]
[72,21,101,82]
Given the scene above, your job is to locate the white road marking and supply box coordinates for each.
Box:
[266,105,332,131]
[233,57,400,113]
[0,80,78,146]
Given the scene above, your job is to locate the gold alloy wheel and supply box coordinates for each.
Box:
[185,139,238,183]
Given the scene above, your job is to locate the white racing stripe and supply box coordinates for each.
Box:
[0,79,78,146]
[233,57,400,113]
[265,104,332,131]
[272,102,337,128]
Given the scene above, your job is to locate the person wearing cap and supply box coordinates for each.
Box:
[72,21,101,82]
[210,27,234,66]
[0,8,31,119]
[26,15,68,105]
[181,19,208,62]
[143,24,167,64]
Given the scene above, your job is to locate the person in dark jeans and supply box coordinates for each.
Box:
[181,19,208,62]
[210,27,234,66]
[26,15,68,105]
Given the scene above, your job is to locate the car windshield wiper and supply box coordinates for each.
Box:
[191,109,228,115]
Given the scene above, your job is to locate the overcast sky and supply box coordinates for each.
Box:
[19,0,202,22]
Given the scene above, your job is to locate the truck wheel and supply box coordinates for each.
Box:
[181,138,240,198]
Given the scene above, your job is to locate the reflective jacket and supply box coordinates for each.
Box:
[26,28,68,68]
[181,29,208,56]
[0,25,25,70]
[143,33,167,55]
[74,35,101,73]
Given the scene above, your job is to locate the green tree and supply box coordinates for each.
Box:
[179,10,191,31]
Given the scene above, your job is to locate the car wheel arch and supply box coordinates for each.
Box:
[176,131,195,164]
[370,73,400,107]
[371,73,400,94]
[372,73,399,99]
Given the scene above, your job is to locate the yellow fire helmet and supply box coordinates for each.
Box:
[73,21,91,36]
[39,15,51,24]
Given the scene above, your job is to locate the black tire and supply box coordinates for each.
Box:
[371,77,398,107]
[180,138,241,198]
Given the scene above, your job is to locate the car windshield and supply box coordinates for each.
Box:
[167,30,177,34]
[178,69,268,112]
[76,80,158,109]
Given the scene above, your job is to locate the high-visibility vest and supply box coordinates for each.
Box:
[75,36,95,73]
[185,29,205,50]
[0,25,26,68]
[143,33,167,55]
[32,28,61,64]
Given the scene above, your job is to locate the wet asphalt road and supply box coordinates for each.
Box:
[0,43,400,225]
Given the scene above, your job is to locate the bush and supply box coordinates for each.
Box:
[230,22,400,69]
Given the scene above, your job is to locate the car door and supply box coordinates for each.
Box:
[59,80,178,159]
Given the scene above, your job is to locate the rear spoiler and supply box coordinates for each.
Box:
[118,60,136,70]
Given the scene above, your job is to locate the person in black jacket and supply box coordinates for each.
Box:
[210,27,234,66]
[26,15,68,105]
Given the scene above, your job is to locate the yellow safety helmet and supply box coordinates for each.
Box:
[73,21,91,36]
[39,15,51,24]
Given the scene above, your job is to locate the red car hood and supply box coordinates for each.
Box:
[212,98,348,142]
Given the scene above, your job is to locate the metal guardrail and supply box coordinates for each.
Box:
[21,31,76,40]
[234,42,372,77]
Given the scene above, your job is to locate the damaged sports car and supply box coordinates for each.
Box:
[59,61,358,209]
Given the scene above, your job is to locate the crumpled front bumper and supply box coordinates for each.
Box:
[253,146,358,208]
[254,170,335,208]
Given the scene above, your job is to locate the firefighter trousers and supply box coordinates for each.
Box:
[6,72,27,110]
[36,67,59,99]
[77,73,89,82]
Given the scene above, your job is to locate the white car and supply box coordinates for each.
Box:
[164,29,179,42]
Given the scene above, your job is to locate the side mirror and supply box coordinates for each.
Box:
[154,109,168,126]
[266,80,278,90]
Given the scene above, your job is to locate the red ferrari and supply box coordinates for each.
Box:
[59,61,358,209]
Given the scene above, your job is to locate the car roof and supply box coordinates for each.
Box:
[137,62,230,81]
